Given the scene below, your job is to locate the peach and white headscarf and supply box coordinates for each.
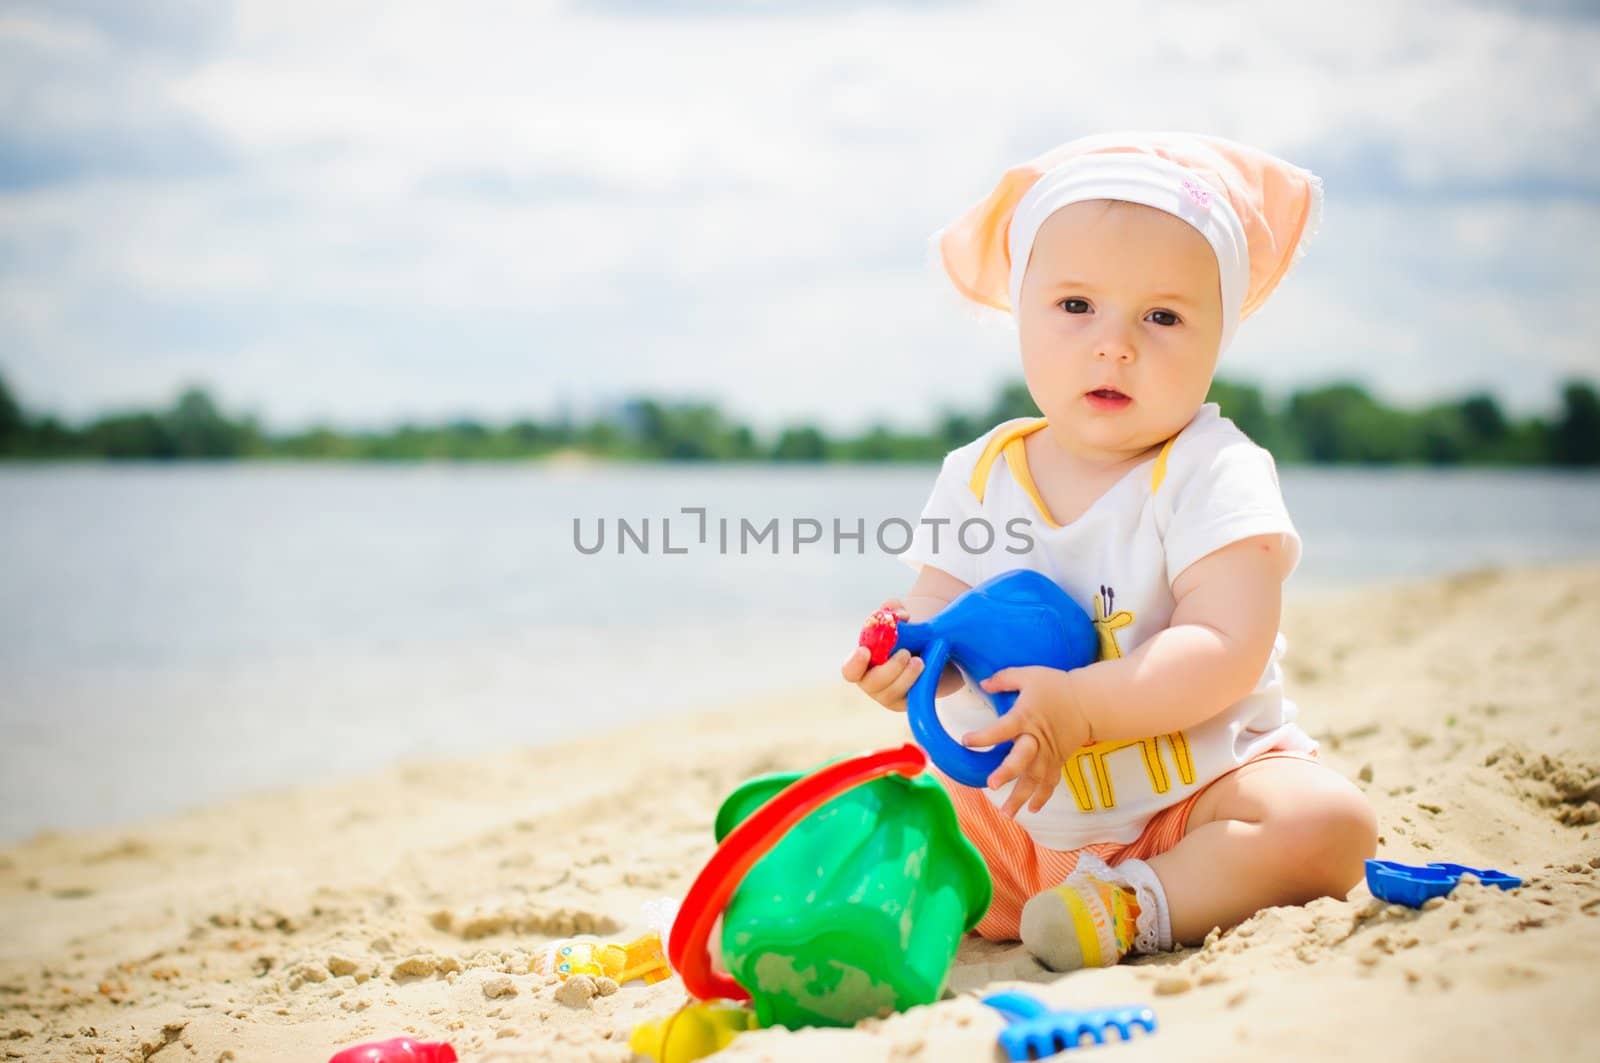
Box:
[938,131,1324,354]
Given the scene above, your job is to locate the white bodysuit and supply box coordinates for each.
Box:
[899,402,1317,850]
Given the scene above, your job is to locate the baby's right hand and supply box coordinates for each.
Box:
[840,599,926,714]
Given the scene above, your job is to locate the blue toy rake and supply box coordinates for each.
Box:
[982,991,1158,1059]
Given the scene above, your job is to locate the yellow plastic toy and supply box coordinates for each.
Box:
[532,931,671,985]
[629,1002,760,1063]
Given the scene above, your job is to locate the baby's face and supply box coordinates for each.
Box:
[1015,199,1224,465]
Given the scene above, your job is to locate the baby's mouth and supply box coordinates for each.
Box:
[1085,387,1133,411]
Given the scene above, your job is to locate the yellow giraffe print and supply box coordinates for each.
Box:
[1091,585,1134,662]
[1061,586,1196,812]
[1062,732,1197,811]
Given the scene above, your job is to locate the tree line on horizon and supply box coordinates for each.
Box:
[0,369,1596,467]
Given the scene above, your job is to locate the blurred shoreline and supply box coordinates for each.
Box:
[3,460,1599,844]
[5,374,1599,466]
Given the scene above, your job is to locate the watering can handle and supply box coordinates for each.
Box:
[667,743,929,1004]
[904,637,1013,789]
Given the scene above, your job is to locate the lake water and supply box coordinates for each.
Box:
[2,462,1598,843]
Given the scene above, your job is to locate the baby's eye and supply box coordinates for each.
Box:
[1058,298,1090,314]
[1146,310,1180,327]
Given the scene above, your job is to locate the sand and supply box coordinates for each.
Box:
[2,562,1598,1062]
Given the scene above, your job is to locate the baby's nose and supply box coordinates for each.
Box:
[1092,322,1138,362]
[1095,341,1136,363]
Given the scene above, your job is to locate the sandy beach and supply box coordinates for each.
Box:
[2,562,1597,1062]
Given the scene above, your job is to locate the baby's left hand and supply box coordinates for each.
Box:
[965,667,1093,818]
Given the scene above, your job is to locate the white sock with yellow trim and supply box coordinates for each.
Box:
[1020,853,1173,971]
[1113,857,1174,955]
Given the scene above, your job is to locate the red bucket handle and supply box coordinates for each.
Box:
[667,743,927,1002]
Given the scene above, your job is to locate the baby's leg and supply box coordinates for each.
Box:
[1145,757,1376,946]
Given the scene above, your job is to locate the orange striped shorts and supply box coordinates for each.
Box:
[936,748,1319,940]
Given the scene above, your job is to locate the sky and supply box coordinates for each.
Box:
[1,0,1597,434]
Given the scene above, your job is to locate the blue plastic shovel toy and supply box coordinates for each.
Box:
[1364,859,1521,908]
[983,991,1157,1058]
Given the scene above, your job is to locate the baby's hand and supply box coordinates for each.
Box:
[841,599,925,713]
[965,666,1093,818]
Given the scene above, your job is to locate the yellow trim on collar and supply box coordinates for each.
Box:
[1149,434,1179,494]
[1002,433,1061,529]
[965,418,1180,528]
[967,418,1057,527]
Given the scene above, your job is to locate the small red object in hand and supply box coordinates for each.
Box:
[858,609,900,666]
[328,1037,458,1063]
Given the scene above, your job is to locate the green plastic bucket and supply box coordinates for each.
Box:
[702,746,991,1029]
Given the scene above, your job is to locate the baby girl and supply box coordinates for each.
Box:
[841,132,1377,970]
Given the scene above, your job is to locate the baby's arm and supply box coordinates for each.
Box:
[967,532,1292,814]
[905,564,971,698]
[1065,532,1294,743]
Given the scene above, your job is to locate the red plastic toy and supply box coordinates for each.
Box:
[858,608,899,666]
[328,1037,458,1063]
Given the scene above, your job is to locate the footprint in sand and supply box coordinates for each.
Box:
[1485,744,1600,826]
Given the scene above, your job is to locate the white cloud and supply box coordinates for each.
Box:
[1231,198,1600,412]
[0,12,109,57]
[1,0,1596,429]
